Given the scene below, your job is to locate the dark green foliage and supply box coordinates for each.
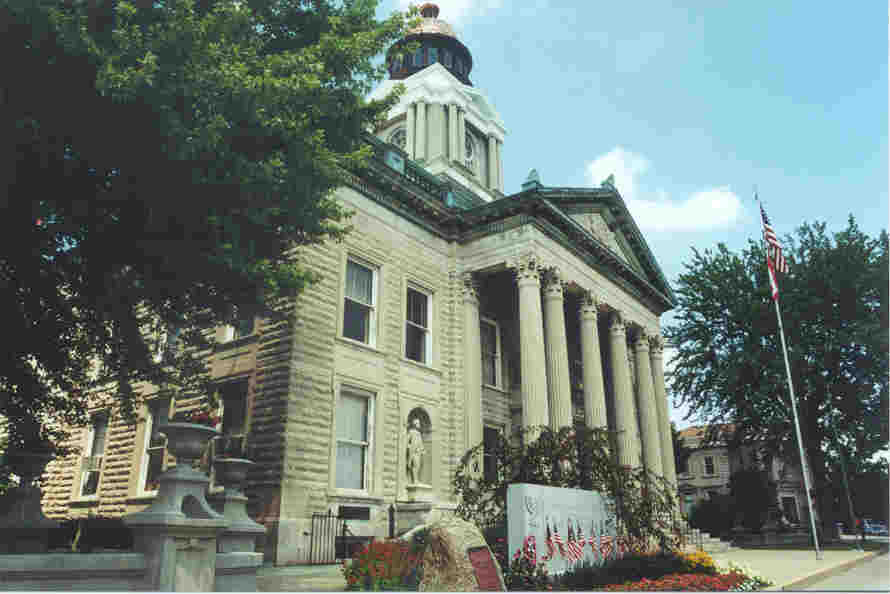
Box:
[728,468,776,531]
[688,498,733,537]
[1,0,415,454]
[48,516,134,552]
[453,426,679,548]
[666,218,888,528]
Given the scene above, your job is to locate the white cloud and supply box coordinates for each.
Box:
[397,0,502,25]
[585,147,742,232]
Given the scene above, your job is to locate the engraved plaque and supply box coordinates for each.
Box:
[467,546,504,591]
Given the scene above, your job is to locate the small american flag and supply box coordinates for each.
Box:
[552,520,566,559]
[575,519,586,553]
[523,535,537,563]
[543,520,554,561]
[600,534,614,559]
[566,521,583,561]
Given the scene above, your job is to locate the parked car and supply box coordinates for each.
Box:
[862,519,889,536]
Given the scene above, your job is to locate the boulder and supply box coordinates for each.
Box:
[406,516,505,592]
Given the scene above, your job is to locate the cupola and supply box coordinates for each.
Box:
[386,3,474,86]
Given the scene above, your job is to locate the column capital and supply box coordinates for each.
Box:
[542,267,567,299]
[649,334,665,355]
[460,271,480,303]
[608,309,626,334]
[633,328,651,353]
[579,289,601,319]
[508,252,542,284]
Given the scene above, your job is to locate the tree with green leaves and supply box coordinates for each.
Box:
[1,0,413,454]
[666,216,888,531]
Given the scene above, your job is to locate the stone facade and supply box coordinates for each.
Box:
[33,4,679,565]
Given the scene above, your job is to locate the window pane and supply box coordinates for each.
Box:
[443,50,452,67]
[82,470,100,496]
[413,48,423,66]
[337,393,368,442]
[345,261,373,305]
[336,443,365,489]
[144,449,164,492]
[429,47,438,63]
[480,322,496,354]
[406,324,426,363]
[92,417,108,455]
[406,289,427,327]
[482,354,497,386]
[343,300,369,342]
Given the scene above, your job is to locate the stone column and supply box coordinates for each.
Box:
[427,103,446,162]
[510,253,549,432]
[542,267,572,430]
[497,140,504,192]
[487,134,498,191]
[609,311,639,468]
[633,328,663,478]
[415,99,426,161]
[448,103,459,161]
[650,336,677,489]
[579,290,607,431]
[462,272,484,476]
[406,103,415,159]
[457,108,465,165]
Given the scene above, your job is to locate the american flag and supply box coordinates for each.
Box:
[761,203,788,274]
[543,520,555,561]
[600,534,614,559]
[575,519,586,554]
[566,521,584,561]
[552,520,566,559]
[523,535,537,563]
[589,521,598,555]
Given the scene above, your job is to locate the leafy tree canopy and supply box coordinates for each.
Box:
[666,216,888,501]
[1,0,414,451]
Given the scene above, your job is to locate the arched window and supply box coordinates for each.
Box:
[388,127,406,151]
[464,131,477,173]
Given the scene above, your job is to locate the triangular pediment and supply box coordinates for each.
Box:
[569,211,645,276]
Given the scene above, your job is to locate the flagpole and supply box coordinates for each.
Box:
[772,295,822,559]
[756,192,821,559]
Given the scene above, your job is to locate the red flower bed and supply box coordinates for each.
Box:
[604,572,747,591]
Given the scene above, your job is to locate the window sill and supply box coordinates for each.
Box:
[401,357,442,376]
[328,491,386,505]
[70,496,100,507]
[128,493,158,504]
[336,336,384,356]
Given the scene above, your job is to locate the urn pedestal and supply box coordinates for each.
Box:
[0,452,58,553]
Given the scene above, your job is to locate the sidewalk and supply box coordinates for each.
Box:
[710,543,887,591]
[255,544,887,592]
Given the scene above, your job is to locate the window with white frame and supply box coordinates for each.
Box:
[80,413,108,497]
[335,388,373,491]
[343,259,377,346]
[405,287,431,364]
[704,455,715,476]
[480,318,501,388]
[138,398,169,495]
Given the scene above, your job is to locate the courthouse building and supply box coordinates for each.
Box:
[38,4,678,564]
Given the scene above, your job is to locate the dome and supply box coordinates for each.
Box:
[387,3,474,85]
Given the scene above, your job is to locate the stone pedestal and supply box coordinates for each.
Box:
[123,422,228,592]
[395,502,434,536]
[405,483,434,503]
[0,452,58,554]
[207,458,266,554]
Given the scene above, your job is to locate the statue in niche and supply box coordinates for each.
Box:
[406,418,425,485]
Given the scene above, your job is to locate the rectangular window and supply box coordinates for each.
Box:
[234,316,255,340]
[336,389,373,491]
[443,49,452,67]
[139,398,169,495]
[480,319,501,388]
[80,414,108,497]
[412,48,423,67]
[704,456,715,476]
[429,47,438,63]
[208,381,249,490]
[483,426,500,482]
[405,287,430,364]
[782,496,798,522]
[343,259,376,345]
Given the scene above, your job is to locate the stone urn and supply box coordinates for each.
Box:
[158,422,219,467]
[213,457,253,492]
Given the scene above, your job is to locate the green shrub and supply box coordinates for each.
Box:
[555,551,716,589]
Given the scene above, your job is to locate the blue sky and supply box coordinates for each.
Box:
[378,1,888,429]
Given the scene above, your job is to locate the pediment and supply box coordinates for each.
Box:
[569,210,646,277]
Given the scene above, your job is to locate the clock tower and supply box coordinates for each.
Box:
[370,3,506,202]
